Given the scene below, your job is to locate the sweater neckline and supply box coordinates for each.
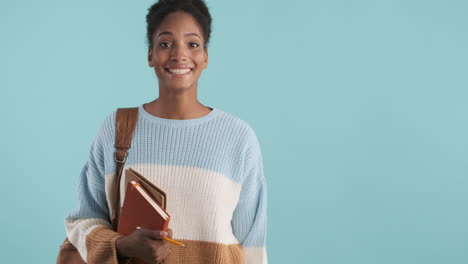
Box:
[138,104,221,127]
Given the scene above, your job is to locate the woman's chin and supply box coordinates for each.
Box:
[163,82,196,92]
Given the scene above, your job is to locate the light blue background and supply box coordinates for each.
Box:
[1,0,467,263]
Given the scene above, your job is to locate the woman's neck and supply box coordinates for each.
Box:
[144,97,211,120]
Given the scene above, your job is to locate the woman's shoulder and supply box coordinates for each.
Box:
[215,108,260,145]
[98,109,117,132]
[88,109,118,147]
[98,106,138,131]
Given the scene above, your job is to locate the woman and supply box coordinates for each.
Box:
[64,0,267,263]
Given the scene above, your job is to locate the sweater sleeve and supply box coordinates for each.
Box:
[232,129,268,264]
[64,112,124,264]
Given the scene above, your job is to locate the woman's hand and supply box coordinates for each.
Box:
[116,228,173,264]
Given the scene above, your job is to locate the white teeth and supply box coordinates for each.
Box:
[168,68,191,74]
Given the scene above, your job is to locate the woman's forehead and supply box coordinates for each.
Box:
[157,11,203,34]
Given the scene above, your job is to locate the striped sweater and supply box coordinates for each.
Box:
[64,104,268,264]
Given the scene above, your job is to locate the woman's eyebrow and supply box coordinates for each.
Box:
[157,31,172,37]
[185,33,201,39]
[157,32,201,39]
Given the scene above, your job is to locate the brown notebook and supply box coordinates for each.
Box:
[117,180,171,236]
[124,168,166,209]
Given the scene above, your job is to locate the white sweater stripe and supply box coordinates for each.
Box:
[105,164,242,244]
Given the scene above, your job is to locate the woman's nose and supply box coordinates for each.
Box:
[170,45,188,61]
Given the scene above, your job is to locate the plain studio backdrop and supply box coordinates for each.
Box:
[1,0,467,263]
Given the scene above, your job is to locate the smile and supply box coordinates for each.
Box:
[166,68,192,76]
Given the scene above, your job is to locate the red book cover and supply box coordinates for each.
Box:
[117,181,171,236]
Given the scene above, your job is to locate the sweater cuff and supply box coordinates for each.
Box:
[85,225,126,264]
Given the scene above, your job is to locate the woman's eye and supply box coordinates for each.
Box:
[189,42,200,48]
[159,42,172,48]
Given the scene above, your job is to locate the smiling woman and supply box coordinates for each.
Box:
[62,0,268,264]
[143,0,212,120]
[148,11,209,97]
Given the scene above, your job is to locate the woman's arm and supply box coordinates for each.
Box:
[64,112,125,263]
[232,128,268,264]
[65,112,173,264]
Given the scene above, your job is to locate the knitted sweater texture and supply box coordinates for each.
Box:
[65,105,268,264]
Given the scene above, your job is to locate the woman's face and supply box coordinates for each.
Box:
[148,11,208,92]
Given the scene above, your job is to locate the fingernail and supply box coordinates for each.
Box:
[160,231,167,237]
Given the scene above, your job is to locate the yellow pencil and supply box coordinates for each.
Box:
[163,237,186,247]
[136,226,186,247]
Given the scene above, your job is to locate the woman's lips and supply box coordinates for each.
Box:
[165,68,192,77]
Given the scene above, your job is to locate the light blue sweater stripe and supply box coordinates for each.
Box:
[67,104,267,247]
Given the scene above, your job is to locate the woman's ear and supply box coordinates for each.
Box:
[148,48,154,67]
[203,48,209,69]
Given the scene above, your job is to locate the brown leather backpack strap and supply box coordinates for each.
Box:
[111,107,138,230]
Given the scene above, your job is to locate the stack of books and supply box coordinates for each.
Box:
[118,168,170,236]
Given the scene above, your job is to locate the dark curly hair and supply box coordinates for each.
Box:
[146,0,212,49]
